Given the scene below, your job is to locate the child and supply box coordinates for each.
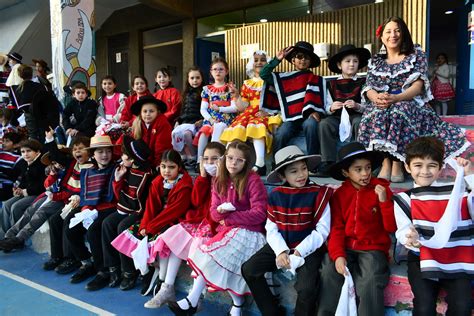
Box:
[194,57,238,161]
[260,41,325,158]
[393,137,473,315]
[144,142,225,308]
[130,96,172,169]
[5,51,22,87]
[0,131,90,253]
[0,107,15,148]
[112,149,193,292]
[101,136,155,290]
[153,68,182,125]
[63,135,117,290]
[220,50,281,175]
[0,132,22,201]
[317,142,396,316]
[172,67,205,169]
[242,145,332,316]
[60,82,98,141]
[119,75,153,128]
[168,141,267,316]
[97,75,126,124]
[317,44,371,177]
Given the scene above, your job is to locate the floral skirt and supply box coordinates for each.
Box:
[358,101,469,161]
[187,227,266,296]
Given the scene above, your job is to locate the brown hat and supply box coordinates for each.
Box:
[32,59,51,72]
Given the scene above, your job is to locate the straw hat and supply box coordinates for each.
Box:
[85,135,117,150]
[267,145,321,183]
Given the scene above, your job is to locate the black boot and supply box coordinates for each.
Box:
[86,271,110,291]
[108,266,121,288]
[120,271,138,291]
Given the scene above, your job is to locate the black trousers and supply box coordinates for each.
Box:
[242,243,326,316]
[407,252,472,316]
[102,211,139,273]
[64,208,115,271]
[48,208,79,259]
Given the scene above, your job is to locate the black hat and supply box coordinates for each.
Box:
[7,52,22,63]
[123,135,151,163]
[328,44,371,74]
[328,142,384,181]
[285,41,321,68]
[32,59,51,72]
[131,96,167,116]
[40,147,71,167]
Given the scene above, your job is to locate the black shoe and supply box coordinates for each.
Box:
[314,161,333,178]
[0,237,25,252]
[120,271,138,291]
[253,164,267,176]
[168,297,197,316]
[43,257,62,271]
[108,266,121,288]
[70,264,95,284]
[86,271,110,291]
[55,258,81,274]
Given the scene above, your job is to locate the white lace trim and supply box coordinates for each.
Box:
[368,45,425,79]
[367,139,405,161]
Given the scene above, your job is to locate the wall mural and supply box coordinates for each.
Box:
[50,0,96,101]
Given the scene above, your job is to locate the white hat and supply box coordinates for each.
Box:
[267,146,321,183]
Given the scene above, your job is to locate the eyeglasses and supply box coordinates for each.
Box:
[202,156,220,163]
[294,53,309,60]
[211,67,226,72]
[225,155,246,165]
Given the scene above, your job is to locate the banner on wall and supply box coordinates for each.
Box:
[469,10,474,44]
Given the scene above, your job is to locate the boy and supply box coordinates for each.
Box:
[0,139,45,238]
[59,82,97,142]
[242,145,332,316]
[0,132,92,256]
[317,142,396,316]
[316,44,371,177]
[393,137,473,315]
[260,41,325,158]
[0,132,22,201]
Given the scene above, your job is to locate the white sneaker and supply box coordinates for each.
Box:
[144,283,176,308]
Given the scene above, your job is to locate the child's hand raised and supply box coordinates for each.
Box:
[374,184,387,202]
[276,47,293,61]
[276,251,291,269]
[115,164,127,181]
[455,157,473,176]
[228,82,238,98]
[335,257,348,276]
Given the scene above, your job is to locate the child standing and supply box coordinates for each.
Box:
[393,137,473,315]
[242,145,332,316]
[144,142,225,308]
[101,136,154,291]
[112,150,193,292]
[97,75,126,124]
[317,142,396,316]
[168,141,267,316]
[119,75,153,128]
[317,44,371,177]
[130,96,172,169]
[260,41,325,158]
[153,68,182,125]
[171,67,205,170]
[195,57,238,161]
[431,53,455,116]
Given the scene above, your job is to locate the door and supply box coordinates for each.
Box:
[108,33,129,94]
[196,37,225,84]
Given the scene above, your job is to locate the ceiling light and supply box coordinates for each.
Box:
[445,10,453,14]
[375,0,384,3]
[307,10,310,14]
[320,10,324,13]
[260,18,268,23]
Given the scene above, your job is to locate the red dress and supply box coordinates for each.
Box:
[154,87,182,125]
[119,90,153,125]
[134,114,172,168]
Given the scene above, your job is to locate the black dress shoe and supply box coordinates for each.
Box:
[253,164,267,176]
[43,257,62,271]
[70,264,95,284]
[314,161,334,178]
[55,258,81,274]
[120,271,138,291]
[86,271,110,291]
[108,267,121,288]
[168,297,197,316]
[0,237,25,252]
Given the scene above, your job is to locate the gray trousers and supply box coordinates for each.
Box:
[317,250,389,316]
[0,195,37,238]
[5,196,64,241]
[318,114,362,162]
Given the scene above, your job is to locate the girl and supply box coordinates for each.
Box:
[130,96,172,169]
[220,51,281,175]
[144,142,225,308]
[171,67,205,170]
[101,136,155,291]
[0,108,15,149]
[119,75,153,128]
[431,53,455,116]
[168,141,268,316]
[194,57,238,161]
[111,150,193,293]
[97,75,126,124]
[153,68,182,125]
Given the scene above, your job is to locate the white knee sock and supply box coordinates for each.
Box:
[164,253,182,285]
[253,138,266,167]
[158,257,168,281]
[211,122,227,143]
[442,102,448,116]
[177,274,206,309]
[229,291,244,316]
[197,133,209,160]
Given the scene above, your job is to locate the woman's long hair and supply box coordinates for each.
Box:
[378,16,414,56]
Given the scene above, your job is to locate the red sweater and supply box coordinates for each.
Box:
[135,114,172,168]
[139,172,193,235]
[153,87,181,125]
[328,177,396,261]
[120,91,153,124]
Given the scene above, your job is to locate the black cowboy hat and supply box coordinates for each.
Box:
[328,44,371,74]
[122,135,151,163]
[284,41,321,68]
[131,96,167,116]
[7,52,22,63]
[328,142,384,181]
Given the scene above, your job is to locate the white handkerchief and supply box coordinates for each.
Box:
[335,268,357,316]
[339,106,351,142]
[68,209,98,229]
[275,254,305,276]
[131,236,149,275]
[218,202,236,211]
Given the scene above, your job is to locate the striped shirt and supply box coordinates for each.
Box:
[0,150,20,188]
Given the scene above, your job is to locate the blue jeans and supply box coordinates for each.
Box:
[273,117,320,155]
